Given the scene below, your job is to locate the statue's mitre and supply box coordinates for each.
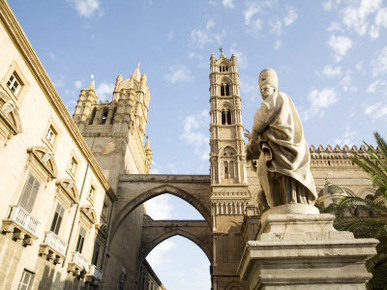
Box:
[259,68,278,89]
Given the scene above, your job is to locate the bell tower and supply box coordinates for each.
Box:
[209,51,249,289]
[73,63,152,191]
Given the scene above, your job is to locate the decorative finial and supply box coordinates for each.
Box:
[219,47,223,53]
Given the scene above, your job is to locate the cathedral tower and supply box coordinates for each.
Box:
[209,51,249,289]
[73,63,152,191]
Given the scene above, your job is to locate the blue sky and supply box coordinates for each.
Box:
[9,0,387,289]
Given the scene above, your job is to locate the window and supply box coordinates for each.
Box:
[92,240,101,266]
[45,125,57,145]
[100,108,109,124]
[89,107,96,125]
[18,269,34,290]
[224,161,229,179]
[50,203,64,235]
[75,227,86,253]
[222,110,226,125]
[102,202,108,219]
[227,109,232,124]
[19,173,41,213]
[220,84,230,96]
[88,185,95,201]
[7,72,22,96]
[68,157,78,175]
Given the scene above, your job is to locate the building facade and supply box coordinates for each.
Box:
[0,1,376,289]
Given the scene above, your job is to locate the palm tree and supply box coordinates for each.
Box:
[325,132,387,289]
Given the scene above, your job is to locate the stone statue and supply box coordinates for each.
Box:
[246,68,317,210]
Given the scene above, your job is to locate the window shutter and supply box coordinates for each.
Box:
[19,173,40,213]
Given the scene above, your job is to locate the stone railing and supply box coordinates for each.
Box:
[68,251,89,276]
[42,231,67,256]
[4,205,39,236]
[87,264,103,281]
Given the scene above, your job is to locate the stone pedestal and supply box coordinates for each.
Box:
[238,205,378,290]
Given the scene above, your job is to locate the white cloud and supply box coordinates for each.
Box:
[340,71,357,93]
[364,102,387,120]
[145,195,174,220]
[273,39,281,50]
[302,88,338,120]
[328,35,353,62]
[230,44,247,68]
[269,18,282,36]
[327,21,343,32]
[222,0,234,9]
[74,80,83,89]
[323,65,342,77]
[355,61,363,71]
[164,65,194,84]
[244,1,274,37]
[147,240,176,268]
[284,6,298,26]
[334,126,357,147]
[67,0,103,18]
[96,82,114,101]
[190,19,225,49]
[366,79,386,93]
[371,46,387,77]
[180,110,210,160]
[342,0,381,36]
[239,76,258,103]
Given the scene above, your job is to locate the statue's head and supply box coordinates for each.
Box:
[259,68,278,100]
[259,68,278,90]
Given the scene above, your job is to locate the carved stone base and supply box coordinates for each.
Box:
[238,211,378,289]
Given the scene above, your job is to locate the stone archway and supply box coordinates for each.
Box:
[109,174,212,243]
[139,215,212,263]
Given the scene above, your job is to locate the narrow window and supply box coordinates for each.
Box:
[45,125,57,145]
[100,108,109,124]
[221,85,225,96]
[92,241,101,266]
[102,202,108,219]
[7,72,22,96]
[89,107,96,125]
[224,161,229,179]
[225,84,230,96]
[88,185,95,201]
[221,111,226,125]
[68,157,78,175]
[75,227,86,253]
[227,109,232,124]
[19,173,41,213]
[229,161,234,179]
[50,203,64,235]
[18,269,34,290]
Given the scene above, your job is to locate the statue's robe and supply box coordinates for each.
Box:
[250,91,317,207]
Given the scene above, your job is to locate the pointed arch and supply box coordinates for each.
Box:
[89,107,96,124]
[139,218,212,263]
[109,184,211,243]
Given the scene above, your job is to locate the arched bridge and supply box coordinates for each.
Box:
[109,174,212,262]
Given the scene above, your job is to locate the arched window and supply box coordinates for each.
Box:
[221,85,225,96]
[100,107,109,124]
[224,161,229,179]
[225,84,230,96]
[221,110,226,125]
[89,107,96,125]
[227,109,232,124]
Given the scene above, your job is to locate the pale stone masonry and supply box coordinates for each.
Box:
[0,0,378,289]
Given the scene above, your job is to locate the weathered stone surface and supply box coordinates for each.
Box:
[239,213,378,290]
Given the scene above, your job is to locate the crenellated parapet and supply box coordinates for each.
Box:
[309,144,371,168]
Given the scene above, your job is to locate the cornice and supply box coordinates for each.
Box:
[0,1,115,200]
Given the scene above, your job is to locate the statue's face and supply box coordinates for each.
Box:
[260,84,275,100]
